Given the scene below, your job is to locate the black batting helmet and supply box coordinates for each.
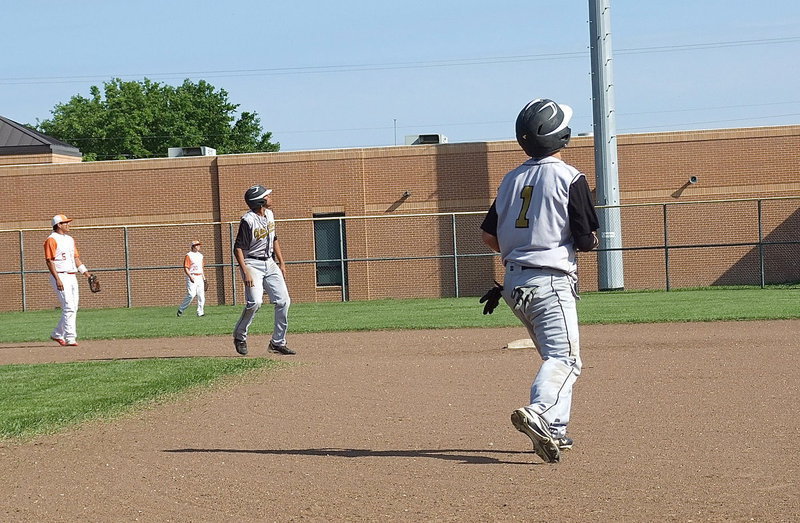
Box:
[515,98,573,158]
[244,184,272,210]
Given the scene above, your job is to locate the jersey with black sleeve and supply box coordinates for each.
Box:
[234,209,277,260]
[480,156,599,275]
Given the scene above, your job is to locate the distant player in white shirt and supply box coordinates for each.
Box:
[177,240,206,317]
[480,99,599,463]
[44,214,94,347]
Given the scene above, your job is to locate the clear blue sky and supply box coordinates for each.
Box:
[3,1,799,152]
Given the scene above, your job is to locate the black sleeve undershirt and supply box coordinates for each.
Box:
[568,176,600,251]
[480,201,498,236]
[234,218,251,251]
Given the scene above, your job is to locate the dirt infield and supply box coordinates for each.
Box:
[1,320,798,521]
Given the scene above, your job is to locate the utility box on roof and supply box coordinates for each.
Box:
[167,146,216,158]
[405,134,448,145]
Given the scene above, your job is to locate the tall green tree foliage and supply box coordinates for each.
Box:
[37,78,279,160]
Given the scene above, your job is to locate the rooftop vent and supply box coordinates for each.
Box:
[167,146,216,158]
[405,134,448,145]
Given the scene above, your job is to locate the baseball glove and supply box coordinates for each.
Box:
[479,280,503,315]
[204,279,208,292]
[88,274,101,293]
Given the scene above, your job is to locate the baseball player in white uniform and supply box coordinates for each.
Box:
[232,185,295,356]
[480,99,599,463]
[177,240,206,317]
[44,214,94,347]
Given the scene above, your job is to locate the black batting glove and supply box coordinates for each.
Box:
[479,280,504,315]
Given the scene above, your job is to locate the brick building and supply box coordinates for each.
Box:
[0,124,798,311]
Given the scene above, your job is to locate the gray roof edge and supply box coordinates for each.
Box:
[50,143,83,157]
[0,144,82,157]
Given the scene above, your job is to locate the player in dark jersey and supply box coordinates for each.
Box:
[232,185,295,356]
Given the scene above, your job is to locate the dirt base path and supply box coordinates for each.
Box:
[1,320,799,521]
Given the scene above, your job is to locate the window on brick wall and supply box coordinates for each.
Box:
[313,213,347,288]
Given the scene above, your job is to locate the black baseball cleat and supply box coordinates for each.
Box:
[268,341,296,355]
[234,338,248,355]
[176,310,183,317]
[555,436,573,450]
[511,408,561,463]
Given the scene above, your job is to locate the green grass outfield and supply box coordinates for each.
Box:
[1,286,799,343]
[1,287,797,440]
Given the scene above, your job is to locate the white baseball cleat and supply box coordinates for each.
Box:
[511,408,561,463]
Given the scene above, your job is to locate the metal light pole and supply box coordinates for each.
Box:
[589,0,625,290]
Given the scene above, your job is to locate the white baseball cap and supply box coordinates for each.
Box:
[191,240,202,247]
[51,214,73,227]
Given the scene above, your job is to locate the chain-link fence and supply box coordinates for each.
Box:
[1,197,797,312]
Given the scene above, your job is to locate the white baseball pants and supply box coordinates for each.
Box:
[178,274,205,316]
[503,263,582,439]
[233,258,290,345]
[50,272,80,344]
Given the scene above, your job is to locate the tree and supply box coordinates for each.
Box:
[37,78,279,160]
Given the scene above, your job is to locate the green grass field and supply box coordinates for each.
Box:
[0,358,280,440]
[1,287,798,343]
[1,287,797,440]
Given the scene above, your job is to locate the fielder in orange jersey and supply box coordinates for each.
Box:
[44,214,94,347]
[177,240,206,317]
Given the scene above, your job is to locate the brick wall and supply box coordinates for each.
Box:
[0,153,82,166]
[0,125,798,311]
